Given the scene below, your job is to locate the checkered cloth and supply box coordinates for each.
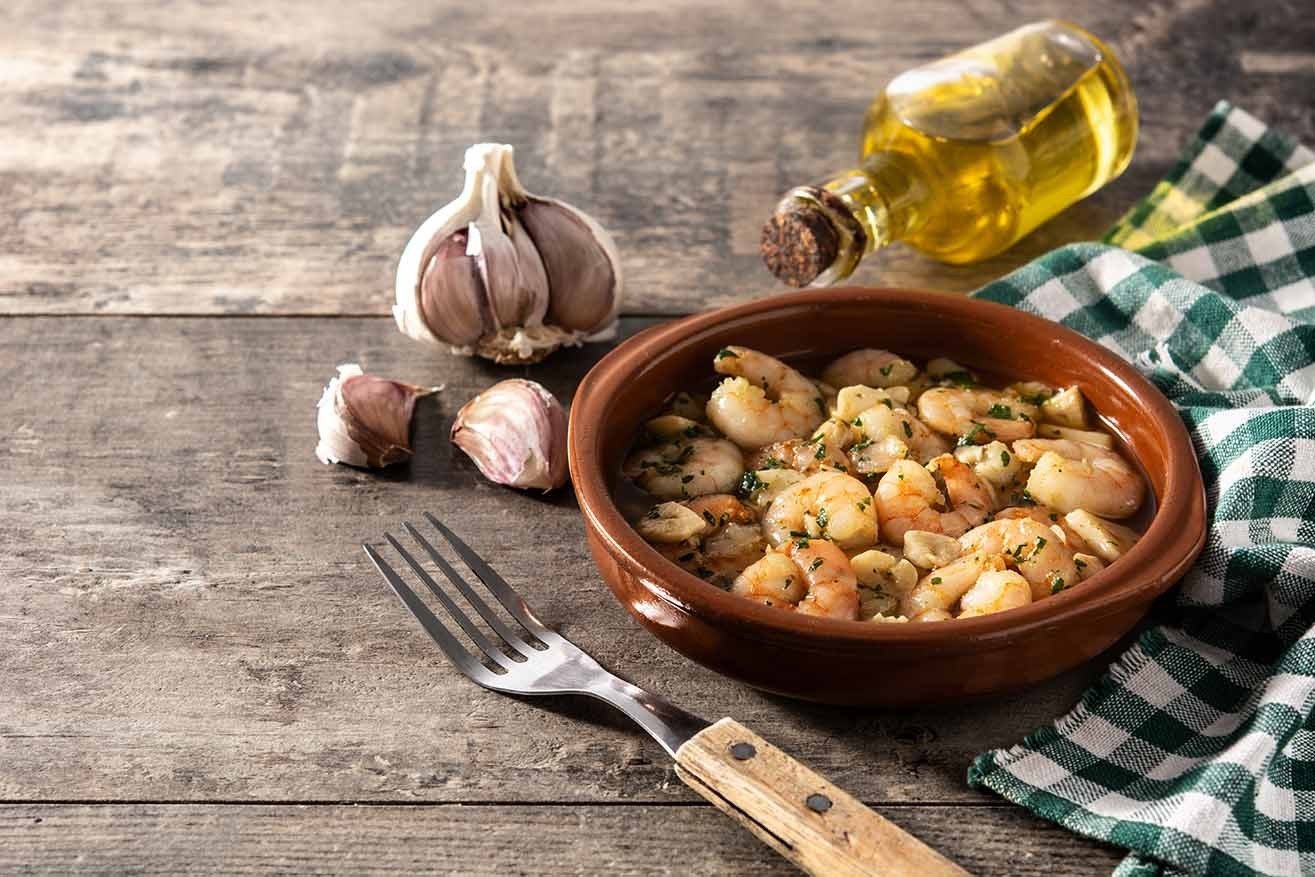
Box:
[966,102,1315,877]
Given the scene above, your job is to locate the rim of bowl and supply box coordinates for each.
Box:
[568,287,1208,654]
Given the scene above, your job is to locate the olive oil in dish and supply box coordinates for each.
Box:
[761,20,1138,286]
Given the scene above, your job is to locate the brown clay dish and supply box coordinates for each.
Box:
[567,287,1207,706]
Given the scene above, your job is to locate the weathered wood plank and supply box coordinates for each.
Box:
[0,803,1126,875]
[0,315,1114,804]
[1,0,1310,315]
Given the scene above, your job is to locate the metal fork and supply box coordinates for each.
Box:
[366,514,967,877]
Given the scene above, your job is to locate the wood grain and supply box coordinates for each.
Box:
[6,2,1309,871]
[0,803,1123,875]
[0,315,1110,806]
[1,0,1311,316]
[676,718,968,876]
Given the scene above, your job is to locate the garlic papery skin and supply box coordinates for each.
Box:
[395,143,623,364]
[451,379,568,491]
[316,364,440,468]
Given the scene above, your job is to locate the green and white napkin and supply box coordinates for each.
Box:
[967,102,1315,877]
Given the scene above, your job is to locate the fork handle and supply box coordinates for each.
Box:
[675,718,969,877]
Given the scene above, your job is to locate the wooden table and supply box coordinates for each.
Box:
[4,1,1311,873]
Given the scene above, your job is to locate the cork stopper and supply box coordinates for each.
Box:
[761,203,838,288]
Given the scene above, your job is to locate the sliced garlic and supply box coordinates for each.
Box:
[1063,510,1140,563]
[396,143,622,364]
[451,379,568,491]
[902,530,962,569]
[315,364,440,468]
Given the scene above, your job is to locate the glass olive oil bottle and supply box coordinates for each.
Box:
[761,20,1138,286]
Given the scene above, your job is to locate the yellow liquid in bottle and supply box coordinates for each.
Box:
[762,21,1138,284]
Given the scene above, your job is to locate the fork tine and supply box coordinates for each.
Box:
[363,544,498,685]
[424,513,562,642]
[384,534,519,668]
[403,522,540,658]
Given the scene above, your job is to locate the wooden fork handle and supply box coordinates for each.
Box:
[675,718,969,876]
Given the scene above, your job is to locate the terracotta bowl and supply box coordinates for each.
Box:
[567,287,1207,706]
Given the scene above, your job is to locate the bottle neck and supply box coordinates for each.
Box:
[761,152,924,287]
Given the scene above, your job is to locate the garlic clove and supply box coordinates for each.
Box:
[518,198,620,334]
[419,230,487,348]
[316,364,440,468]
[396,143,623,364]
[451,379,568,491]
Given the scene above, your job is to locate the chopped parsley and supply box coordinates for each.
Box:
[715,347,738,360]
[881,398,894,408]
[789,530,809,539]
[1018,389,1053,405]
[701,510,716,525]
[1034,536,1048,553]
[879,363,894,377]
[738,470,765,496]
[851,439,873,452]
[986,403,1014,420]
[1050,577,1066,594]
[815,507,829,530]
[762,457,785,469]
[793,538,810,550]
[941,370,976,387]
[680,474,694,484]
[1075,557,1087,569]
[931,576,942,585]
[957,422,997,446]
[814,442,826,460]
[852,416,863,427]
[684,424,701,438]
[1000,450,1011,466]
[901,420,913,439]
[808,558,823,572]
[645,506,661,519]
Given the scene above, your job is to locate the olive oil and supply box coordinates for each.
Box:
[762,21,1138,286]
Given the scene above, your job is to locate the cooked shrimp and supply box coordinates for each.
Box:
[900,551,1007,618]
[1012,438,1145,519]
[917,387,1040,444]
[822,348,920,389]
[959,518,1078,600]
[623,435,744,500]
[994,505,1090,552]
[747,435,854,476]
[652,495,764,585]
[851,403,949,463]
[706,346,825,448]
[958,570,1033,618]
[732,551,806,608]
[762,471,877,551]
[875,455,993,544]
[684,493,756,528]
[786,538,859,619]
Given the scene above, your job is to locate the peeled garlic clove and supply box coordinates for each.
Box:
[396,143,622,364]
[451,379,568,491]
[316,364,440,468]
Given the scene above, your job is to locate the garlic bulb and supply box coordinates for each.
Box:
[316,364,440,468]
[395,143,623,364]
[451,379,568,491]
